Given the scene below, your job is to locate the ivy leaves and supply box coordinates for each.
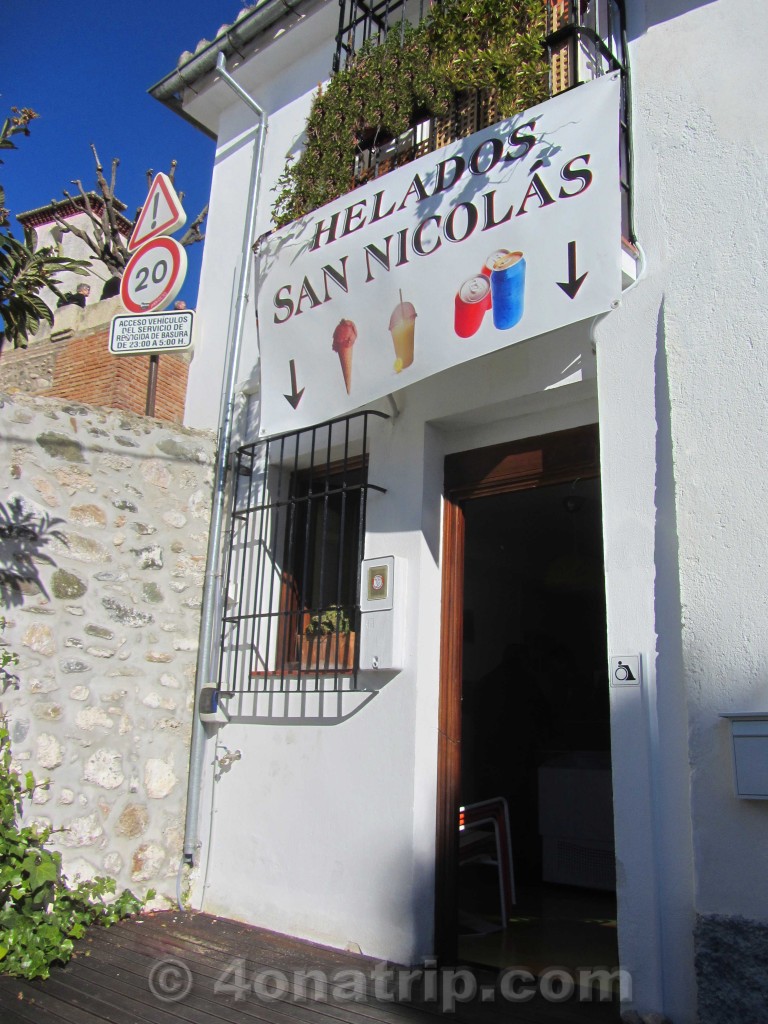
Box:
[272,0,548,227]
[430,0,547,111]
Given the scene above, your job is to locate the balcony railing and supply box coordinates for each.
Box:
[335,0,633,240]
[333,0,428,73]
[547,0,631,238]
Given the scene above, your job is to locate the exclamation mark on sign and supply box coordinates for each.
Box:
[150,194,160,230]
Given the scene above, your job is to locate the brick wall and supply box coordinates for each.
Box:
[0,298,191,424]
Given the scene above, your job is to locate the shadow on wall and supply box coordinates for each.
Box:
[630,0,717,36]
[221,684,385,725]
[0,497,64,609]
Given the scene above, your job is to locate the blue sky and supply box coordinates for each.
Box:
[3,1,245,306]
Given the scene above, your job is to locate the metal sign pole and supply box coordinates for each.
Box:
[146,354,159,416]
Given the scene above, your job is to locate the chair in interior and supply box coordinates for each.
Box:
[458,796,516,929]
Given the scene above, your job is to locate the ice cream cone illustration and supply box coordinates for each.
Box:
[332,318,357,394]
[389,292,417,372]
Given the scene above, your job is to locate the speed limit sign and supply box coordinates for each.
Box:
[120,236,187,314]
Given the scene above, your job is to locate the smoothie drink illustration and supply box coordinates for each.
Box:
[332,318,357,393]
[389,293,417,372]
[454,274,491,338]
[490,251,526,330]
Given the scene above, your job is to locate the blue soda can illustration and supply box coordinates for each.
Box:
[490,251,526,330]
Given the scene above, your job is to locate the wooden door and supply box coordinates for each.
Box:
[434,423,601,960]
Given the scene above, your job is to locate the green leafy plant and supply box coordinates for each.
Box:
[0,710,150,980]
[305,605,351,637]
[0,233,88,347]
[0,109,38,233]
[0,107,89,349]
[0,617,19,691]
[272,0,548,226]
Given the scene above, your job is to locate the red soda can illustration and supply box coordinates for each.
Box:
[482,249,511,277]
[490,251,526,330]
[455,275,491,338]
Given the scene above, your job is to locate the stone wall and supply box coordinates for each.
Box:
[695,914,768,1024]
[0,392,216,908]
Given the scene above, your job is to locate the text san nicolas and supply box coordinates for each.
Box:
[267,118,595,325]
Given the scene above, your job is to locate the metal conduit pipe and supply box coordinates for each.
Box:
[182,53,268,866]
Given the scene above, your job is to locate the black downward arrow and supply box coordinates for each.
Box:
[556,241,588,299]
[284,359,305,410]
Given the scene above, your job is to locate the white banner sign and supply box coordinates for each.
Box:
[257,73,622,436]
[109,310,194,355]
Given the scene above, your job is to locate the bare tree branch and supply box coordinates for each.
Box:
[50,209,93,248]
[179,203,208,247]
[50,208,124,275]
[72,178,102,238]
[50,151,206,280]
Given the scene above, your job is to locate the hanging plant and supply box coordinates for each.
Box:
[272,0,548,228]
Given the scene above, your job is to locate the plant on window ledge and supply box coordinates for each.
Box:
[272,0,548,227]
[299,605,356,671]
[305,605,351,637]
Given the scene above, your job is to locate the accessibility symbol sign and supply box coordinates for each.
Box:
[610,655,642,687]
[128,173,186,251]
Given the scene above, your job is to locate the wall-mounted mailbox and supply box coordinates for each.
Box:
[720,712,768,799]
[359,556,405,671]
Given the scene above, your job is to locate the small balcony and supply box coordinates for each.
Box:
[334,0,632,241]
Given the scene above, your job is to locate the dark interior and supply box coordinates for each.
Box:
[458,477,618,972]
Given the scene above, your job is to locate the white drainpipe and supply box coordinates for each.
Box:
[182,53,267,866]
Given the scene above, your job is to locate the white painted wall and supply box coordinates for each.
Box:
[172,0,768,1018]
[184,3,339,430]
[191,326,599,965]
[640,0,768,920]
[25,210,125,307]
[594,2,768,1019]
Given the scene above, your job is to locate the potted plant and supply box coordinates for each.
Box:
[298,606,356,671]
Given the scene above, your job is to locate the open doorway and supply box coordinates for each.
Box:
[436,425,618,978]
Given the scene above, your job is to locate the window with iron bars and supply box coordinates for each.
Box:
[334,0,633,242]
[218,412,388,693]
[333,0,429,72]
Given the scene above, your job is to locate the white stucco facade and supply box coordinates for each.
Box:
[155,1,768,1020]
[17,203,129,305]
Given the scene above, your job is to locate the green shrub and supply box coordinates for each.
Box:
[305,605,351,637]
[272,0,548,226]
[0,714,151,979]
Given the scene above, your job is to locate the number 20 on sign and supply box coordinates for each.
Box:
[120,236,187,314]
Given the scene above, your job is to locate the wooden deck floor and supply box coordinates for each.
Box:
[0,912,622,1024]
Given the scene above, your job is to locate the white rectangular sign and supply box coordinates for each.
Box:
[257,73,622,437]
[109,310,194,355]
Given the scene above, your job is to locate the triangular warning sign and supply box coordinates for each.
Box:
[128,173,187,251]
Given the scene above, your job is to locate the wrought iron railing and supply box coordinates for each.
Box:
[335,0,633,241]
[333,0,429,72]
[218,412,388,693]
[546,0,632,239]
